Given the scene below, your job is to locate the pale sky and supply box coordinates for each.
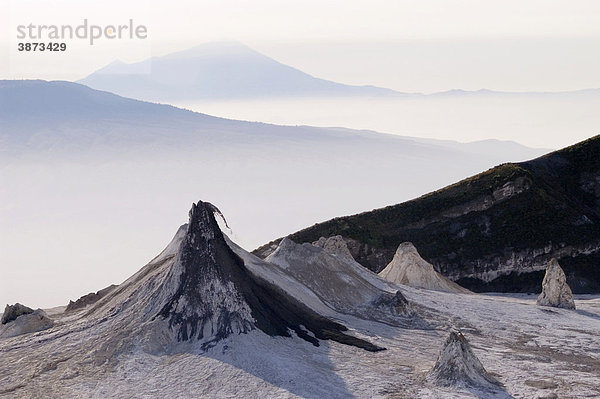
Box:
[2,0,600,92]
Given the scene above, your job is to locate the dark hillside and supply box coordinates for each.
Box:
[255,136,600,293]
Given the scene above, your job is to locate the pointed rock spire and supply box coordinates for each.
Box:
[157,201,255,344]
[536,258,576,309]
[427,331,501,390]
[157,200,384,351]
[379,242,470,294]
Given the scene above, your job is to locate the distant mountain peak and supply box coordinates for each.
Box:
[77,41,403,100]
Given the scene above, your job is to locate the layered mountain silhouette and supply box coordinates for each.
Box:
[0,79,544,161]
[255,136,600,293]
[78,41,402,101]
[0,79,219,150]
[77,41,600,105]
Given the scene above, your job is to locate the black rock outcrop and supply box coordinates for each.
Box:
[66,285,118,312]
[1,303,34,324]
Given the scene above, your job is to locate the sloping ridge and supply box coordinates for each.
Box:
[265,237,413,326]
[83,200,383,352]
[254,135,600,293]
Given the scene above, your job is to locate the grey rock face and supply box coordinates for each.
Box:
[372,290,410,316]
[0,309,54,338]
[427,331,502,390]
[536,258,576,309]
[313,235,355,261]
[267,237,414,326]
[1,303,34,324]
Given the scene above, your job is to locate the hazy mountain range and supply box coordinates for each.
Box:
[0,79,549,308]
[1,79,547,160]
[78,41,600,103]
[73,42,600,153]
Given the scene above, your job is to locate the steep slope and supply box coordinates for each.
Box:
[378,242,471,294]
[78,41,402,101]
[255,136,600,293]
[161,201,385,350]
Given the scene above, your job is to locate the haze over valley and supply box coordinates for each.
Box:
[0,80,550,308]
[79,42,600,149]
